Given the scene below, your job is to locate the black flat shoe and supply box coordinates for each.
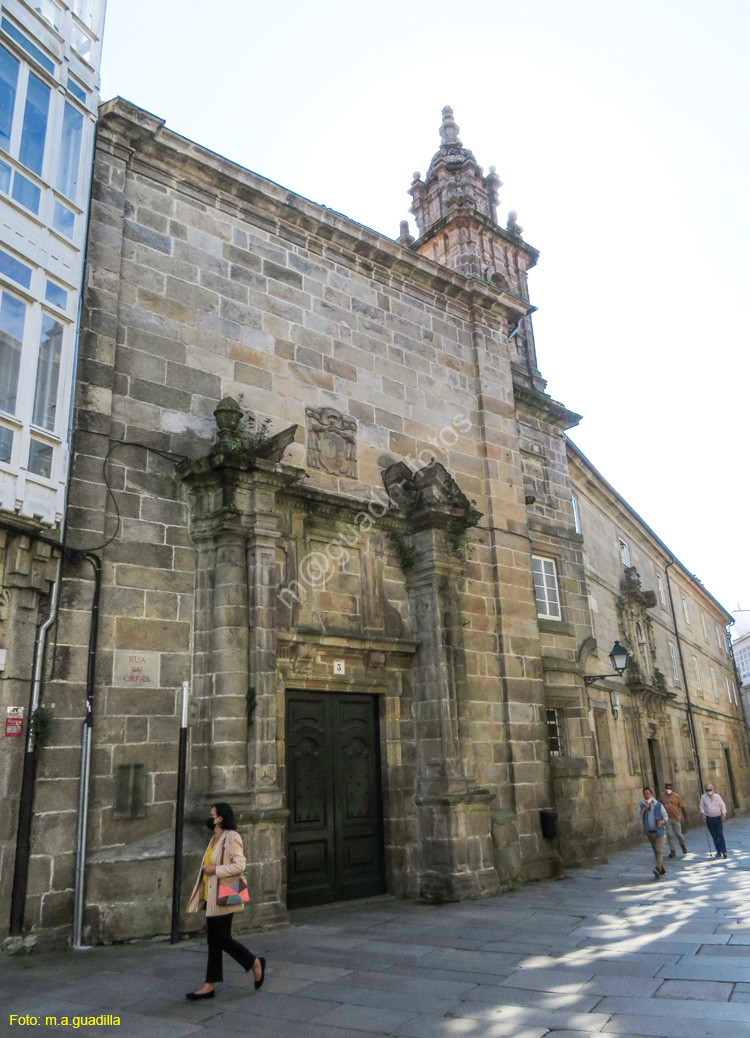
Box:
[254,957,266,990]
[186,990,215,1001]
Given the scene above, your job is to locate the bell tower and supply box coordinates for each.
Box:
[403,106,544,390]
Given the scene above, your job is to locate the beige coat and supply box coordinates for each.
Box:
[187,829,246,917]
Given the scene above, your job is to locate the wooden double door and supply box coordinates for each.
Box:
[286,690,386,909]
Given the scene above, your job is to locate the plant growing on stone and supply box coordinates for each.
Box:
[30,703,53,752]
[224,413,273,454]
[390,532,415,573]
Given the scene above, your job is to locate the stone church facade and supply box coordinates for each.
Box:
[4,100,747,948]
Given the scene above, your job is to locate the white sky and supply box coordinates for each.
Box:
[100,0,750,614]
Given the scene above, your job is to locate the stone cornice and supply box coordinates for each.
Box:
[514,383,582,431]
[97,97,530,324]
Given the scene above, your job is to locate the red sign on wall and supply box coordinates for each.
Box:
[5,705,23,737]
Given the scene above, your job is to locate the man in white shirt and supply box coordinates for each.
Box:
[700,784,728,858]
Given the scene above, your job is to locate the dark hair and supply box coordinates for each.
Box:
[642,787,652,795]
[212,802,237,831]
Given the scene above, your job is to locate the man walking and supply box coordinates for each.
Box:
[659,781,689,858]
[638,787,669,879]
[700,784,728,858]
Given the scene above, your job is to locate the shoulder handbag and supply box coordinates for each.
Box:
[215,834,250,907]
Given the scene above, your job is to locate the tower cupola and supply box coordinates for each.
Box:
[403,106,544,388]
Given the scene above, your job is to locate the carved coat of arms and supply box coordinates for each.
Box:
[305,407,357,478]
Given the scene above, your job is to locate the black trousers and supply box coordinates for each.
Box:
[205,913,256,983]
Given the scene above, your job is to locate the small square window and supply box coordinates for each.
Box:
[33,1,61,33]
[0,159,10,194]
[0,248,32,289]
[71,24,92,60]
[66,77,86,103]
[11,171,41,214]
[52,201,75,239]
[28,439,52,478]
[45,280,67,309]
[0,426,12,463]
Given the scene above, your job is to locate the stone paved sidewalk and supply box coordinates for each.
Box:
[3,817,750,1037]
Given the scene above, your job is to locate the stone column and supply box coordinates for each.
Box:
[386,461,500,901]
[244,477,288,928]
[179,401,303,928]
[209,528,250,794]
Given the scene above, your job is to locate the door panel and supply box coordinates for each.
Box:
[286,690,385,908]
[286,693,335,907]
[333,695,385,901]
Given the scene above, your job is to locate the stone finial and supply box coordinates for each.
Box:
[506,210,523,237]
[214,396,243,444]
[397,220,415,247]
[439,105,462,147]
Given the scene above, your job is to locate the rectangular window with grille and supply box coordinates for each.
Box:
[619,538,631,567]
[711,667,719,699]
[681,595,691,625]
[546,707,564,757]
[532,556,561,620]
[656,572,666,608]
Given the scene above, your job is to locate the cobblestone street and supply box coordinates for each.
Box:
[4,817,750,1037]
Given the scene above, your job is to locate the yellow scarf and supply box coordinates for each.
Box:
[202,840,216,902]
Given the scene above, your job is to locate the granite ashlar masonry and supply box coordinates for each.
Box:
[8,100,749,949]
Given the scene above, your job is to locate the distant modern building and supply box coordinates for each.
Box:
[0,0,105,947]
[731,610,750,727]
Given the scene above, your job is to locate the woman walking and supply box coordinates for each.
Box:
[185,802,266,1000]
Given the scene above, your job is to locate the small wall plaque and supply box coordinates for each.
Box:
[333,660,345,675]
[113,650,160,688]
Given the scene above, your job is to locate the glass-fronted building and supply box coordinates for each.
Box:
[0,0,104,525]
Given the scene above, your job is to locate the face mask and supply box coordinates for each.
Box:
[207,816,216,831]
[665,789,672,794]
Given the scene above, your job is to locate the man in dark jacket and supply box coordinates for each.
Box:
[637,787,669,879]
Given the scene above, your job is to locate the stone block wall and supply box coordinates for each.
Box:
[13,97,572,944]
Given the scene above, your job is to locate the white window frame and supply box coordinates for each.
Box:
[681,594,691,625]
[715,625,724,652]
[571,494,581,535]
[725,674,735,706]
[668,642,679,684]
[701,612,708,639]
[656,572,666,608]
[619,538,631,567]
[692,655,702,691]
[711,667,719,700]
[532,555,561,621]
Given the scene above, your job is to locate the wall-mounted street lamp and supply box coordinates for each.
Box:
[583,640,630,718]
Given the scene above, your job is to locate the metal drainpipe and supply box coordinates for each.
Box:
[8,535,63,936]
[664,558,704,792]
[72,552,101,950]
